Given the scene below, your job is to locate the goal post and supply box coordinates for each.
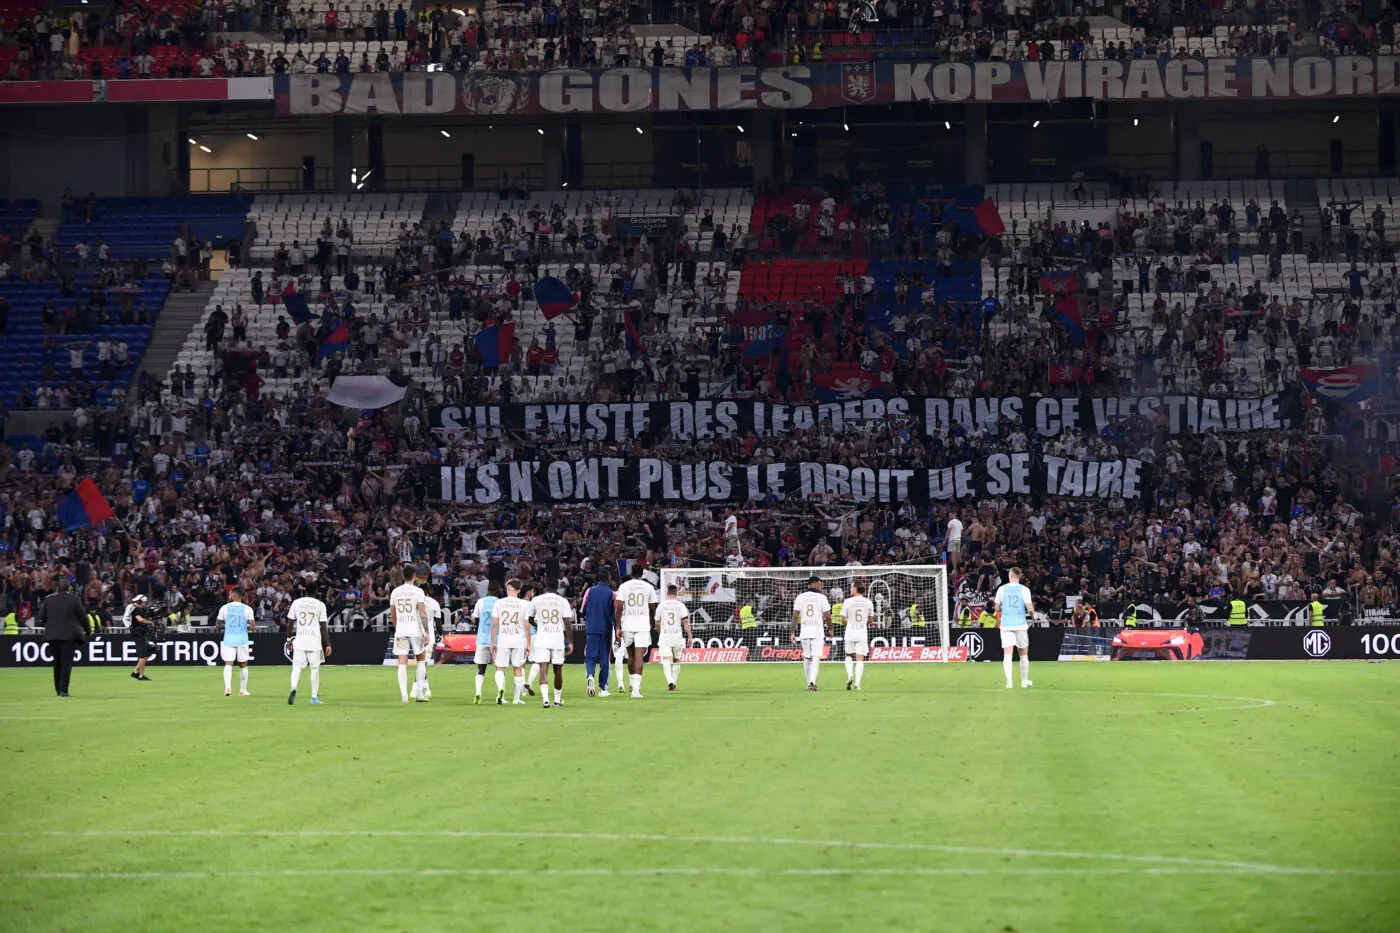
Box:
[657,564,955,662]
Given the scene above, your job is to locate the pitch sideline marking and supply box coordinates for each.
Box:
[9,828,1387,876]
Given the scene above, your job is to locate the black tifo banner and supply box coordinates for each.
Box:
[434,454,1145,504]
[950,626,1400,663]
[430,391,1303,444]
[0,633,388,668]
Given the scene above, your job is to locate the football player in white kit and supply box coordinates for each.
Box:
[412,590,443,702]
[286,583,332,705]
[841,580,875,691]
[528,579,573,708]
[389,565,430,704]
[791,574,832,691]
[491,579,533,704]
[614,564,658,698]
[653,584,693,692]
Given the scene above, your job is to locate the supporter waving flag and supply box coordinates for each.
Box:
[318,321,349,362]
[475,321,515,369]
[533,276,577,320]
[56,478,114,531]
[623,310,644,359]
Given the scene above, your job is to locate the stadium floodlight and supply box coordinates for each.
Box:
[944,121,951,129]
[635,126,643,134]
[1032,119,1041,128]
[659,564,953,662]
[1133,118,1139,126]
[1333,114,1340,123]
[187,137,197,144]
[736,125,744,133]
[441,129,451,137]
[246,133,259,140]
[199,145,211,153]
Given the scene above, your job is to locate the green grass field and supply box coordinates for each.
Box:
[2,660,1398,932]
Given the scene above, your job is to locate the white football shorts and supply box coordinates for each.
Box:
[472,644,494,666]
[655,641,685,662]
[292,647,323,669]
[495,644,526,668]
[393,635,426,657]
[843,637,869,658]
[220,644,250,664]
[1000,628,1030,651]
[800,637,824,660]
[531,645,566,666]
[620,629,651,649]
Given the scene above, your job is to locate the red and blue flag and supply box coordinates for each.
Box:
[971,198,1006,235]
[317,322,350,362]
[1299,363,1382,401]
[1050,294,1086,344]
[475,321,515,368]
[814,364,882,402]
[282,292,316,325]
[56,478,115,531]
[533,276,578,320]
[623,312,644,359]
[1039,270,1078,295]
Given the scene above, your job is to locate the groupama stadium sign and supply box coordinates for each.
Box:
[280,57,1400,114]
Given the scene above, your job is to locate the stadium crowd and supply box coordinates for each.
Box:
[1,0,1394,79]
[3,179,1399,634]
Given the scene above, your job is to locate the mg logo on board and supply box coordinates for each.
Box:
[1301,630,1332,658]
[957,631,984,658]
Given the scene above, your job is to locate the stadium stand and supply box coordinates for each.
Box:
[54,195,251,262]
[246,192,429,262]
[1,159,1398,631]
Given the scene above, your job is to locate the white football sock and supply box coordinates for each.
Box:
[553,687,562,703]
[474,672,484,695]
[854,661,864,688]
[240,667,249,691]
[630,673,641,694]
[671,663,680,685]
[494,669,506,692]
[528,663,540,687]
[415,662,428,688]
[310,668,319,698]
[513,675,524,701]
[1020,656,1031,684]
[223,665,232,691]
[1003,656,1013,686]
[802,658,812,683]
[809,658,819,685]
[661,659,673,684]
[397,664,409,699]
[291,664,303,691]
[843,656,854,680]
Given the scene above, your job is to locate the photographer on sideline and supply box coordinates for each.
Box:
[125,594,157,682]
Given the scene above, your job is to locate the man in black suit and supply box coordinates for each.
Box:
[39,577,91,697]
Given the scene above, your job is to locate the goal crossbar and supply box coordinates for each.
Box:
[659,564,953,661]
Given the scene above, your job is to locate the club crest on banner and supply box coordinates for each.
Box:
[840,63,876,104]
[462,71,530,115]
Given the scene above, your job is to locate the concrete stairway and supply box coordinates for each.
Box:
[135,280,215,384]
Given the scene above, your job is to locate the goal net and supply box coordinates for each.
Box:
[657,565,953,662]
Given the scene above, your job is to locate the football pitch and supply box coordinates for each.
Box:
[1,661,1398,932]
